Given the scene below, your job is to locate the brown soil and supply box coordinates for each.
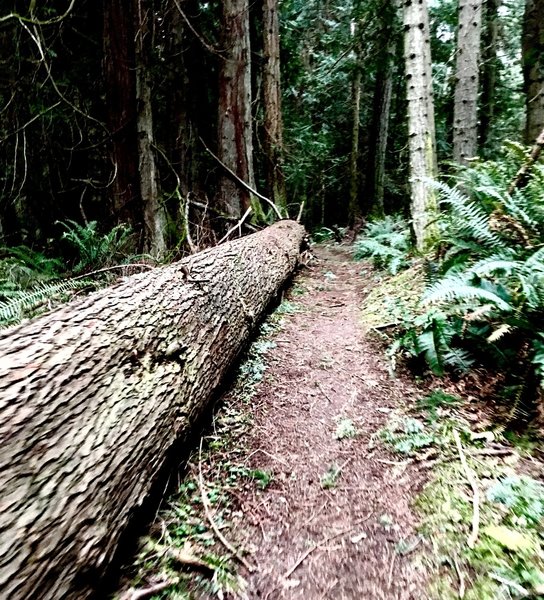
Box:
[223,245,430,599]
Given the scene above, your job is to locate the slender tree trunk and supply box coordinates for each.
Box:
[365,5,397,218]
[453,0,483,164]
[217,0,255,218]
[103,0,141,231]
[349,62,362,226]
[479,0,500,150]
[402,0,439,251]
[133,0,167,257]
[262,0,286,211]
[523,0,544,144]
[0,220,305,600]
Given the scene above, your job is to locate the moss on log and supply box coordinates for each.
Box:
[0,220,305,599]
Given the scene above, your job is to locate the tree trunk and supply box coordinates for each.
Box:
[365,3,397,218]
[402,0,439,251]
[133,0,167,257]
[262,0,287,211]
[479,0,500,151]
[348,62,362,226]
[217,0,255,218]
[453,0,483,164]
[523,0,544,144]
[0,220,305,600]
[103,0,141,231]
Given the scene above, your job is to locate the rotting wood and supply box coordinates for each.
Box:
[0,220,305,600]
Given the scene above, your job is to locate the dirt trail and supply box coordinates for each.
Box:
[227,245,429,599]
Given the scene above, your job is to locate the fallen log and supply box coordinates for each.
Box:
[0,220,305,600]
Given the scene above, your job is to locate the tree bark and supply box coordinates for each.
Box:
[0,220,305,600]
[262,0,287,211]
[479,0,500,150]
[402,0,439,251]
[217,0,255,219]
[453,0,483,164]
[103,0,141,230]
[133,0,167,257]
[348,61,362,226]
[523,0,544,144]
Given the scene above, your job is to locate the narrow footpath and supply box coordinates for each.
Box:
[221,245,429,599]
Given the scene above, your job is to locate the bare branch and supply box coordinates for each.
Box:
[0,0,77,25]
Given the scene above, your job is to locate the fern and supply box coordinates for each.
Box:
[58,220,133,273]
[0,278,97,328]
[354,216,412,274]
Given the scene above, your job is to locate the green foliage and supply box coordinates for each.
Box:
[320,463,342,489]
[354,216,412,275]
[334,417,357,440]
[58,220,133,273]
[379,417,436,454]
[392,149,544,409]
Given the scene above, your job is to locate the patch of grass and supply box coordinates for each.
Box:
[249,469,273,490]
[334,417,357,440]
[320,464,342,489]
[275,300,301,315]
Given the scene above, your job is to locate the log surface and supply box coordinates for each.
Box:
[0,220,305,599]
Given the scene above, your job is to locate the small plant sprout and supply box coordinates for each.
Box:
[335,417,357,440]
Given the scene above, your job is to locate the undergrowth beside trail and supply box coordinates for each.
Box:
[376,389,544,600]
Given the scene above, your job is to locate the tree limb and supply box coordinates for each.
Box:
[199,137,284,220]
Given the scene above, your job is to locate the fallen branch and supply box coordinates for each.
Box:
[218,206,253,245]
[453,429,480,549]
[200,137,284,220]
[198,439,255,572]
[296,201,304,223]
[282,513,372,580]
[508,127,544,194]
[121,579,178,600]
[71,263,155,280]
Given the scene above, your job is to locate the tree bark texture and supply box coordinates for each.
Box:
[217,0,255,218]
[453,0,483,164]
[402,0,439,251]
[0,220,305,600]
[349,64,362,226]
[479,0,500,150]
[262,0,287,210]
[523,0,544,144]
[133,0,167,257]
[103,0,141,230]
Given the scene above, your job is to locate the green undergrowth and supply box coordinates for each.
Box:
[116,299,298,599]
[377,390,544,599]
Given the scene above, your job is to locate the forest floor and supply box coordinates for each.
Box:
[118,244,544,600]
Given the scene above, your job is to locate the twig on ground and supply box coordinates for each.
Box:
[453,429,480,548]
[453,556,466,598]
[318,578,338,599]
[218,206,253,244]
[282,513,373,580]
[244,448,289,467]
[122,578,178,600]
[387,549,396,589]
[315,381,333,402]
[198,438,255,572]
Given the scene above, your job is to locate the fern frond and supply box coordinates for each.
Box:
[423,277,513,311]
[0,278,96,327]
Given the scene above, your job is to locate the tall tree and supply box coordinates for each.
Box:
[217,0,255,218]
[365,0,399,218]
[453,0,483,164]
[103,0,141,231]
[133,0,167,256]
[262,0,286,211]
[403,0,439,250]
[523,0,544,144]
[348,19,363,227]
[479,0,500,150]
